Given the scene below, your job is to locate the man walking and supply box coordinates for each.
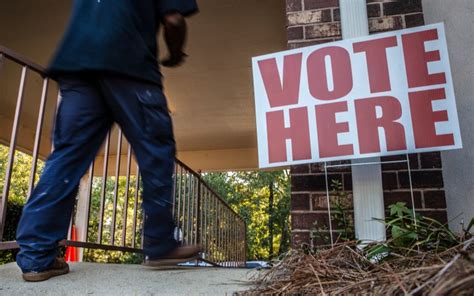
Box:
[16,0,199,282]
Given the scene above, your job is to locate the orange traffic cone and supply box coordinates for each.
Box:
[65,225,78,262]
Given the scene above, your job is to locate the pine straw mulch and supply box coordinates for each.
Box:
[238,238,474,295]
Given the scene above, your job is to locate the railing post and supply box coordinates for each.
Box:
[203,189,208,259]
[121,144,132,247]
[181,168,188,244]
[243,219,247,267]
[75,172,93,262]
[111,128,123,245]
[27,78,49,198]
[0,66,28,240]
[131,167,140,248]
[98,131,111,244]
[196,171,202,245]
[171,163,177,217]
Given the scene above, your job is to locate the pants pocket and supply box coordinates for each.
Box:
[136,89,174,140]
[53,96,78,147]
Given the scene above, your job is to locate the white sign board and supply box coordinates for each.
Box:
[252,23,462,168]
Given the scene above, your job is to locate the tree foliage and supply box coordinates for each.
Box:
[83,176,143,264]
[0,145,44,264]
[202,170,291,260]
[1,144,291,264]
[0,145,142,264]
[0,145,44,204]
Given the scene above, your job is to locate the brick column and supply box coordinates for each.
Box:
[287,0,448,248]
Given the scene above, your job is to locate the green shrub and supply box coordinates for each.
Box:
[0,199,24,265]
[83,249,143,264]
[367,202,461,260]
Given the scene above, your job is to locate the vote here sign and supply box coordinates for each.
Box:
[252,23,462,168]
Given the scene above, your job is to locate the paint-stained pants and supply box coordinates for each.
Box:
[16,73,177,272]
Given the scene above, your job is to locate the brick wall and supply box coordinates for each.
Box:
[286,0,448,248]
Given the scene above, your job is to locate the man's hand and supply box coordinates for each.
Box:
[161,52,187,68]
[161,12,187,68]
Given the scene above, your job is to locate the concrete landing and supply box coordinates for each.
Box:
[0,262,257,295]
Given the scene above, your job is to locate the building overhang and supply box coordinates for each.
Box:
[0,0,286,172]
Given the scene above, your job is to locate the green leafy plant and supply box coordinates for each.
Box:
[461,218,473,241]
[368,202,460,259]
[82,176,143,264]
[0,145,44,265]
[310,179,354,249]
[0,199,24,264]
[330,179,355,242]
[202,170,290,260]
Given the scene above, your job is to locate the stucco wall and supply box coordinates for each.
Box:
[422,0,474,233]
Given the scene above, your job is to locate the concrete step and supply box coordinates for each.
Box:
[0,262,256,295]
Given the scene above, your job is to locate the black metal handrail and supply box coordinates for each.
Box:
[0,46,246,267]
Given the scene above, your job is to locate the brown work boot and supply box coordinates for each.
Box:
[22,258,70,282]
[143,244,202,267]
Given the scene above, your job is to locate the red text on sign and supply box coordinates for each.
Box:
[353,36,398,93]
[402,29,446,88]
[266,107,311,163]
[409,88,454,148]
[355,96,407,153]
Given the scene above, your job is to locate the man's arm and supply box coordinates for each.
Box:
[161,12,187,68]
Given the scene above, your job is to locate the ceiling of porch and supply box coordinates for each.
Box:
[0,0,287,172]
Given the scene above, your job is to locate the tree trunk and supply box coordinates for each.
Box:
[268,181,274,259]
[279,217,290,255]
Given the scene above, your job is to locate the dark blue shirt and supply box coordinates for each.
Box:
[48,0,198,85]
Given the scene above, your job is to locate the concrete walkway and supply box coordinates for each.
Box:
[0,262,257,295]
